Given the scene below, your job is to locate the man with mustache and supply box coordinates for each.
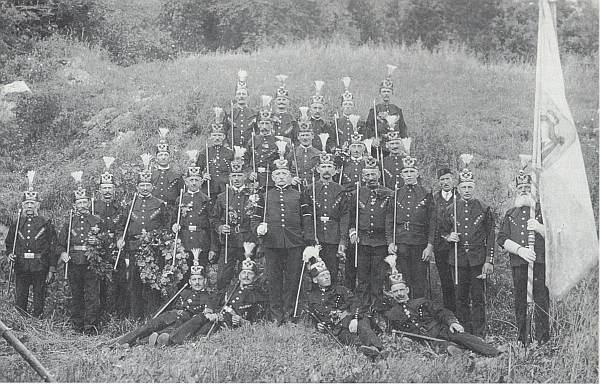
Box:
[287,108,321,185]
[339,132,367,191]
[226,70,257,148]
[308,81,333,152]
[348,156,393,314]
[497,167,549,345]
[152,129,184,210]
[383,257,499,357]
[94,157,127,318]
[381,132,406,189]
[6,171,58,318]
[306,153,349,285]
[271,75,298,145]
[58,176,106,334]
[334,77,367,147]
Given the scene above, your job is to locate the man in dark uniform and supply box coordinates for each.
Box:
[218,255,266,328]
[226,69,256,148]
[94,157,127,318]
[348,156,393,314]
[366,65,408,158]
[251,157,314,325]
[440,159,495,338]
[287,107,321,185]
[307,153,349,285]
[306,256,388,358]
[117,154,170,319]
[308,81,333,152]
[381,132,406,189]
[196,108,235,199]
[152,128,184,210]
[432,168,456,312]
[115,262,219,347]
[339,132,367,191]
[172,157,213,272]
[58,172,106,333]
[497,167,549,345]
[382,258,499,357]
[211,151,258,291]
[246,96,288,189]
[334,77,367,148]
[6,171,57,318]
[272,75,298,145]
[386,151,436,300]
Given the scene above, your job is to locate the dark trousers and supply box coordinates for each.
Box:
[217,246,244,291]
[15,268,47,317]
[128,257,162,320]
[356,245,387,313]
[397,243,429,299]
[454,264,486,338]
[100,264,128,318]
[512,263,550,343]
[168,313,214,343]
[68,263,100,329]
[435,247,456,312]
[336,318,383,349]
[264,246,303,322]
[345,245,357,291]
[437,327,499,357]
[319,243,339,285]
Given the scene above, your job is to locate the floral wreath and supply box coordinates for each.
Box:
[85,224,115,282]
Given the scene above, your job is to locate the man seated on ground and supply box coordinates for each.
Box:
[218,253,266,329]
[305,255,388,359]
[382,255,499,357]
[114,259,219,347]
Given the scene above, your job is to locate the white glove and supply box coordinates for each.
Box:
[60,252,70,263]
[349,318,358,333]
[517,247,536,263]
[527,219,546,237]
[257,222,268,236]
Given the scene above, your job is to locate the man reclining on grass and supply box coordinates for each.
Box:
[382,255,499,357]
[114,263,219,347]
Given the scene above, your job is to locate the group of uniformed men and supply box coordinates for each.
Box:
[4,66,549,357]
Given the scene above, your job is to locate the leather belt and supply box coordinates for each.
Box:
[257,167,267,173]
[72,245,88,251]
[20,252,42,259]
[182,225,200,232]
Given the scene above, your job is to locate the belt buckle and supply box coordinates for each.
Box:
[320,216,329,223]
[188,225,197,231]
[257,167,266,173]
[234,225,241,234]
[24,252,35,259]
[404,222,410,230]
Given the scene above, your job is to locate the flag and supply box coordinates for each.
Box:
[533,0,598,300]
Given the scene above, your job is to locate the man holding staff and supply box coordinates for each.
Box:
[287,107,321,185]
[439,155,495,338]
[225,70,256,148]
[6,171,57,318]
[497,163,549,345]
[151,128,184,210]
[308,81,333,152]
[271,75,298,145]
[334,77,366,147]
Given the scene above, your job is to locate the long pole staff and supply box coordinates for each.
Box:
[392,181,398,247]
[251,132,257,173]
[206,280,240,338]
[205,143,211,199]
[64,209,73,280]
[453,187,458,285]
[114,192,137,269]
[291,143,301,191]
[172,189,184,266]
[224,184,229,264]
[373,99,385,187]
[354,181,359,268]
[262,165,269,223]
[230,102,235,148]
[6,209,22,296]
[334,113,343,183]
[153,283,188,319]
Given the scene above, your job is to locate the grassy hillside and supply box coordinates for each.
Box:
[0,39,597,382]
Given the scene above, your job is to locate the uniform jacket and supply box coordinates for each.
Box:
[348,185,393,247]
[273,111,298,141]
[306,284,362,329]
[385,297,459,338]
[93,200,124,238]
[245,134,285,183]
[433,190,456,252]
[307,180,349,246]
[382,154,406,189]
[175,288,219,316]
[440,198,495,266]
[196,145,235,196]
[339,157,364,189]
[251,184,314,249]
[334,115,367,147]
[210,186,257,248]
[287,145,320,183]
[365,103,408,139]
[125,195,170,251]
[6,215,57,273]
[57,213,105,265]
[497,205,545,267]
[309,118,334,152]
[174,190,214,252]
[386,184,436,246]
[227,106,257,147]
[220,283,266,325]
[151,167,183,207]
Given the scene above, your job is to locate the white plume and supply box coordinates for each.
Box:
[460,154,474,167]
[303,245,320,262]
[238,69,247,81]
[186,150,199,162]
[213,107,223,121]
[191,248,201,262]
[71,171,83,183]
[314,80,324,95]
[261,95,273,108]
[341,76,351,90]
[384,254,397,269]
[103,156,115,170]
[363,138,373,154]
[400,138,412,156]
[348,114,360,129]
[299,106,309,120]
[318,133,329,151]
[275,140,287,155]
[387,64,397,76]
[276,74,288,83]
[27,170,35,187]
[519,154,532,169]
[243,242,256,254]
[158,128,169,138]
[234,146,247,159]
[385,115,399,127]
[140,153,153,169]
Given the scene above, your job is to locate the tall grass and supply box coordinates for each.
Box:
[0,40,597,382]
